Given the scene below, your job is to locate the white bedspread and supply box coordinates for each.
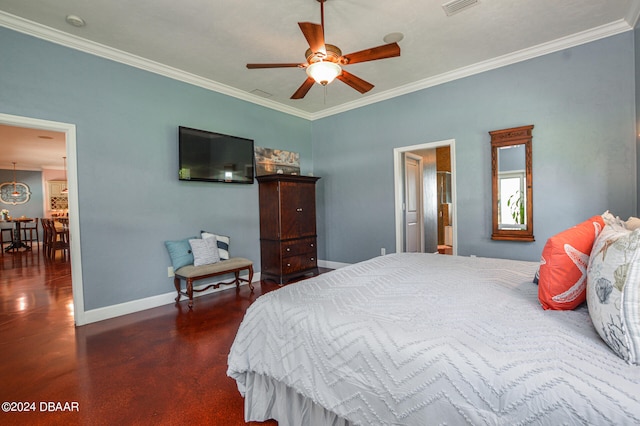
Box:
[227,253,640,425]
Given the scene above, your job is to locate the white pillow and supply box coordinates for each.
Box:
[586,221,640,364]
[626,216,640,230]
[201,231,230,260]
[189,237,220,267]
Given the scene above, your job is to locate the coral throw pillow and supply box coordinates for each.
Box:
[538,215,605,310]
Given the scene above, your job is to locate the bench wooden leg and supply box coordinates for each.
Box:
[248,265,254,292]
[233,266,255,293]
[187,278,194,309]
[174,277,182,302]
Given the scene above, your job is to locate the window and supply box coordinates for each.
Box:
[498,171,525,230]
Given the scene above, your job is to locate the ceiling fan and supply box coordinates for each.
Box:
[246,0,401,99]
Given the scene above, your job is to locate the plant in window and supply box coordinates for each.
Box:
[507,191,525,225]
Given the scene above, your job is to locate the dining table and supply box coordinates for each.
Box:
[4,217,34,252]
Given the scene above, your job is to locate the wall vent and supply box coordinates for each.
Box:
[250,89,273,98]
[442,0,479,16]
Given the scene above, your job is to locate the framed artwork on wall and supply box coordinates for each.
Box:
[254,147,300,176]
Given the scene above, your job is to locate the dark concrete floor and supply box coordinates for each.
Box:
[0,244,315,425]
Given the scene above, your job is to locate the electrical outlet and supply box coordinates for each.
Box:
[168,266,174,277]
[381,248,386,256]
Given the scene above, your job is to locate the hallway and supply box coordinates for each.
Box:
[0,245,279,425]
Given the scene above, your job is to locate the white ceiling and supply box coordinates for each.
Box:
[1,0,638,120]
[0,124,66,171]
[0,1,638,169]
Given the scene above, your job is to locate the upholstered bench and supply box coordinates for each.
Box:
[174,257,254,309]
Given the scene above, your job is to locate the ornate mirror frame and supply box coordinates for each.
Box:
[490,125,534,242]
[0,182,31,205]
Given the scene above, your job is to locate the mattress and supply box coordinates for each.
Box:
[227,253,640,425]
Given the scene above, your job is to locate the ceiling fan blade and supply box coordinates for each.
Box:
[341,42,400,65]
[298,22,326,56]
[291,77,316,99]
[336,70,374,94]
[247,63,304,69]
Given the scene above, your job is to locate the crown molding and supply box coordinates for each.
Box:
[310,19,633,120]
[625,1,640,28]
[0,11,314,121]
[0,11,632,122]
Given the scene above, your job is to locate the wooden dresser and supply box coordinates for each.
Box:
[257,174,320,284]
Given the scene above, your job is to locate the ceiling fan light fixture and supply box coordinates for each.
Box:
[306,61,342,86]
[247,0,399,99]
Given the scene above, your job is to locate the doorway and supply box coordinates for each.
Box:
[0,113,84,325]
[393,139,457,255]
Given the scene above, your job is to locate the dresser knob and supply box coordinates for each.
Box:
[310,257,315,261]
[286,248,291,252]
[310,243,314,247]
[287,263,291,267]
[296,208,303,212]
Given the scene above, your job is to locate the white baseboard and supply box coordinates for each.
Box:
[79,271,260,326]
[79,259,353,326]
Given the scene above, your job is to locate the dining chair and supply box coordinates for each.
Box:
[53,224,70,261]
[0,224,13,253]
[41,218,52,257]
[21,218,39,250]
[42,218,69,261]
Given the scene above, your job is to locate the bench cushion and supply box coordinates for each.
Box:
[175,257,252,279]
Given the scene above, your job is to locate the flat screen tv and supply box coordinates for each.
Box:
[178,126,254,184]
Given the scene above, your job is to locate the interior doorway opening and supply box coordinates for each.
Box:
[393,139,457,255]
[0,113,84,325]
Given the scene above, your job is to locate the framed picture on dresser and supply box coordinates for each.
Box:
[254,147,300,176]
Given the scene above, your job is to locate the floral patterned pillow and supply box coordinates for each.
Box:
[586,221,640,364]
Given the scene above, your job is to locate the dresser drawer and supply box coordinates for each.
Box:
[282,238,316,258]
[282,253,317,274]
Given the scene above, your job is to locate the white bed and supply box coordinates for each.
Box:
[227,253,640,425]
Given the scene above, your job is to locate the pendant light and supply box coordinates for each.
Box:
[11,162,20,197]
[61,156,68,194]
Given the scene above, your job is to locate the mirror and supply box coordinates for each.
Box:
[490,125,534,241]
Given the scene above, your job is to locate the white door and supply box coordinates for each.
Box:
[404,153,423,253]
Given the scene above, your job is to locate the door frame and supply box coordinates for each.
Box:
[393,139,457,255]
[0,113,85,325]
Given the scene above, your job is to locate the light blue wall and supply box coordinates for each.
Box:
[1,25,637,312]
[313,32,637,263]
[0,27,312,310]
